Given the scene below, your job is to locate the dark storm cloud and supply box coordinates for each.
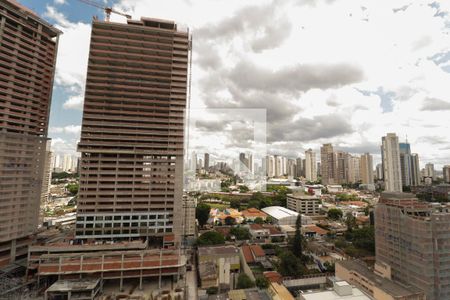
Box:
[268,114,354,143]
[421,97,450,111]
[228,61,364,94]
[195,2,292,53]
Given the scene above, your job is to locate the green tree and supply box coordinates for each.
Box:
[66,183,79,195]
[351,226,375,253]
[230,227,251,240]
[327,208,343,220]
[254,217,264,224]
[196,231,225,246]
[196,203,210,228]
[278,251,305,277]
[239,185,250,193]
[291,214,303,258]
[345,212,357,232]
[255,276,269,289]
[323,261,335,272]
[237,273,255,289]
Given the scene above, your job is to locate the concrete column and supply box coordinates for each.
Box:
[139,253,143,290]
[9,239,16,263]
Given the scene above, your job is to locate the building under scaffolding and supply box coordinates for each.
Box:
[27,240,186,292]
[375,192,450,300]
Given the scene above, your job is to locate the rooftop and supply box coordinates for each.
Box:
[336,260,423,297]
[300,287,369,300]
[46,279,101,292]
[241,208,268,217]
[261,206,298,220]
[250,244,265,257]
[198,245,239,256]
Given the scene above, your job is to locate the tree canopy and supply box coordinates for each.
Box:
[196,203,210,227]
[327,208,343,220]
[237,273,255,289]
[255,276,269,289]
[230,227,251,240]
[291,214,303,258]
[196,231,225,246]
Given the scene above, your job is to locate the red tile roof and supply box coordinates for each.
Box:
[303,225,328,235]
[250,244,265,257]
[263,271,283,283]
[241,208,267,218]
[242,245,255,264]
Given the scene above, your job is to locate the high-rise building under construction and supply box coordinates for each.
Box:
[76,17,190,243]
[0,0,60,266]
[375,192,450,300]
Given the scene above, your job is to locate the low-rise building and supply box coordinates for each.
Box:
[240,208,268,222]
[248,224,270,241]
[261,206,299,226]
[299,281,370,300]
[302,225,329,238]
[287,193,321,215]
[336,260,425,300]
[268,282,295,300]
[198,245,240,291]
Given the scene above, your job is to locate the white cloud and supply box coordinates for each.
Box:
[63,95,84,110]
[44,6,91,110]
[44,0,450,167]
[49,125,82,135]
[50,138,79,155]
[54,0,66,5]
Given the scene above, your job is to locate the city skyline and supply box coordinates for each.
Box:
[18,0,450,169]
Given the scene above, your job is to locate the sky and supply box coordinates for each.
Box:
[20,0,450,168]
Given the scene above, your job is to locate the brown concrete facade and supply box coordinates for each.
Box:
[0,0,60,266]
[375,192,450,300]
[76,18,190,243]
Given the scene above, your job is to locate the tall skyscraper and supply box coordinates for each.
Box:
[444,165,450,184]
[0,0,60,266]
[304,149,317,182]
[76,17,190,243]
[375,192,450,300]
[381,133,403,192]
[375,163,383,180]
[204,153,210,170]
[335,151,347,184]
[399,142,412,187]
[265,155,275,177]
[320,143,335,185]
[360,153,374,184]
[295,157,304,178]
[425,163,435,180]
[410,154,421,186]
[345,154,361,184]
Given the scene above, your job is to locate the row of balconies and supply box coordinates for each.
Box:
[81,114,184,126]
[1,26,51,57]
[0,59,51,89]
[91,35,187,59]
[0,35,55,69]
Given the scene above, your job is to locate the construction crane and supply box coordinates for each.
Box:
[78,0,132,22]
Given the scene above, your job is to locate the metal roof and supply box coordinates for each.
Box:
[261,206,298,220]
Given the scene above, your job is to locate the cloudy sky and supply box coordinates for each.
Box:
[22,0,450,168]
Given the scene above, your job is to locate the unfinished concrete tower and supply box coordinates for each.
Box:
[76,17,190,243]
[0,0,60,266]
[375,192,450,300]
